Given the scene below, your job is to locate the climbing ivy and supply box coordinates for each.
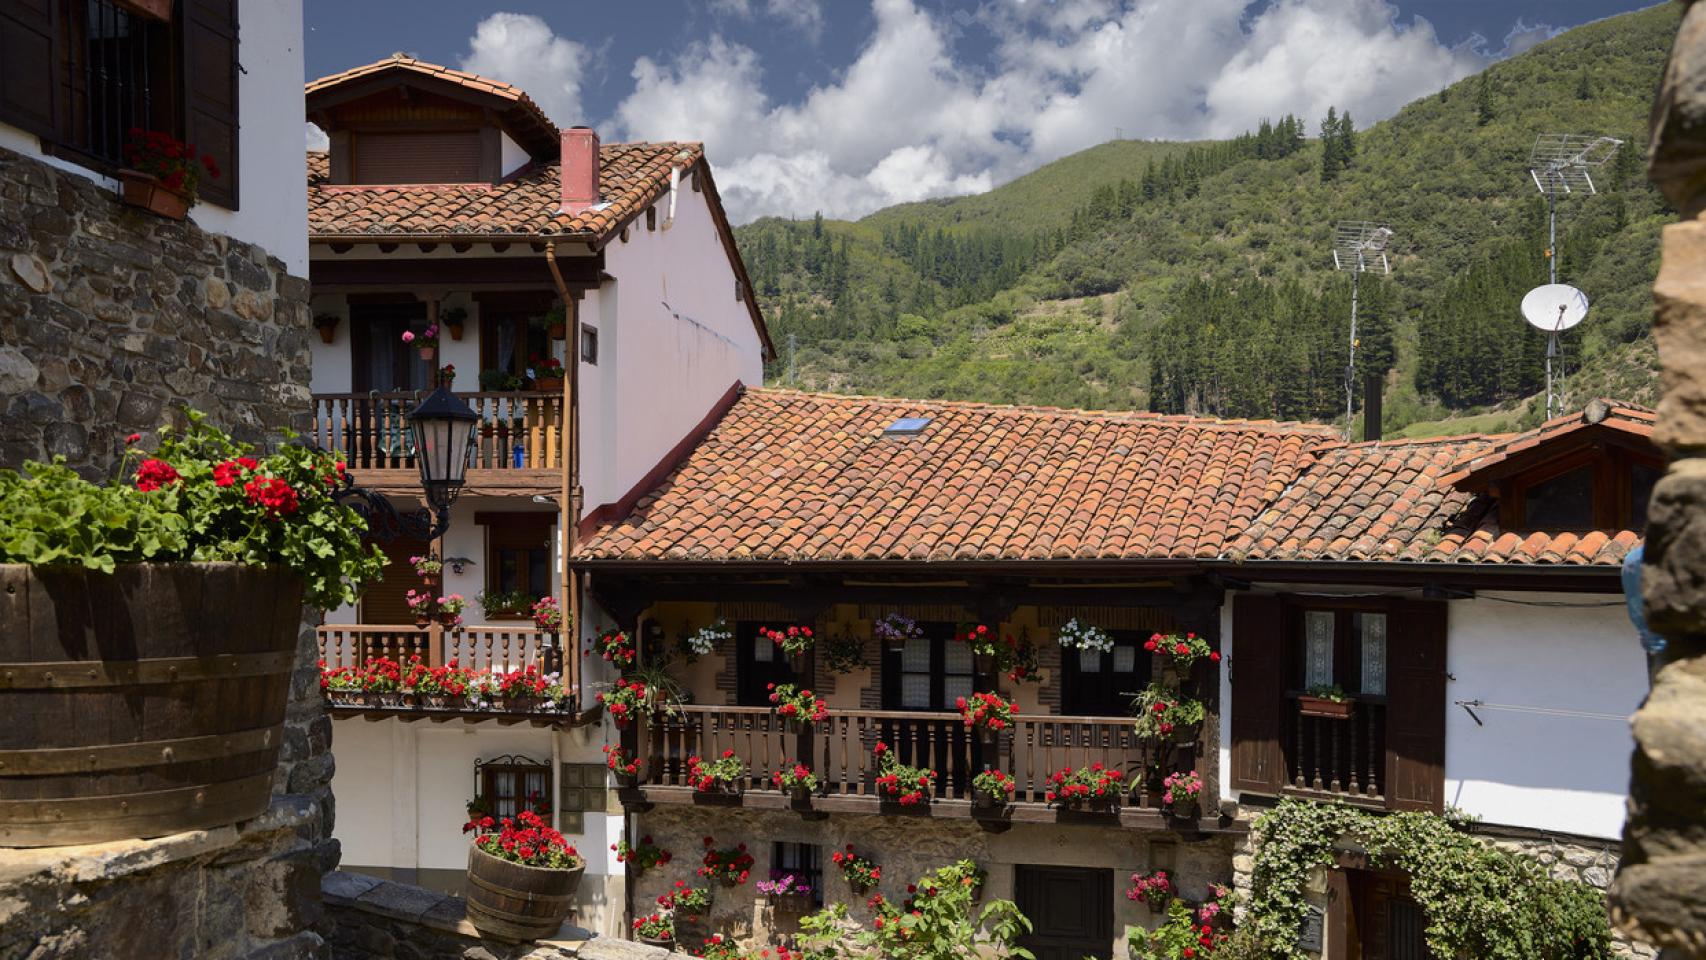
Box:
[1246,799,1611,960]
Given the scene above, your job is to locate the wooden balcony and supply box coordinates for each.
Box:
[623,705,1240,833]
[1282,693,1388,807]
[308,391,563,495]
[317,623,552,673]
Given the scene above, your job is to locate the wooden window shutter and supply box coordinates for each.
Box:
[358,536,431,625]
[0,0,60,139]
[1230,593,1287,793]
[180,0,238,208]
[1384,599,1447,812]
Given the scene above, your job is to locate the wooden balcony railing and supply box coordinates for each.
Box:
[308,392,563,473]
[636,705,1150,806]
[317,623,551,675]
[1284,693,1387,803]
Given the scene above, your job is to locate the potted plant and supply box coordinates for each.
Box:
[119,128,219,219]
[532,595,565,635]
[363,656,403,707]
[476,588,532,619]
[773,759,820,806]
[942,859,987,903]
[591,628,637,671]
[760,624,816,673]
[687,750,748,797]
[319,663,363,706]
[972,769,1017,813]
[464,809,585,941]
[1132,681,1207,743]
[531,354,565,392]
[699,934,746,960]
[437,593,467,629]
[603,744,642,787]
[405,589,435,628]
[597,677,651,727]
[657,880,714,926]
[956,623,1013,674]
[612,836,672,877]
[313,314,340,344]
[697,837,755,886]
[1299,684,1355,719]
[442,306,468,341]
[766,682,828,730]
[680,619,731,663]
[957,691,1014,749]
[542,304,567,340]
[400,324,439,361]
[1044,763,1124,811]
[1125,870,1175,913]
[406,658,470,710]
[1161,769,1203,819]
[496,664,550,712]
[632,912,675,949]
[409,553,443,586]
[822,630,865,675]
[435,364,457,389]
[873,742,935,808]
[1057,618,1114,671]
[1145,631,1220,682]
[757,872,815,915]
[832,846,882,896]
[872,612,922,652]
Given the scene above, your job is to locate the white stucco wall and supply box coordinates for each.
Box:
[579,170,766,512]
[1218,588,1642,840]
[0,0,307,275]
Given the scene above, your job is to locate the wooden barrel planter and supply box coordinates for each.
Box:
[465,843,585,941]
[0,563,303,847]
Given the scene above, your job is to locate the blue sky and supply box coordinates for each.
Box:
[304,1,1657,221]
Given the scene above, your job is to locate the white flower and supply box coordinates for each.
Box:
[1058,619,1113,654]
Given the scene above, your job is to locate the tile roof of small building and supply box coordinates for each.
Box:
[306,54,557,140]
[306,141,705,243]
[576,389,1646,569]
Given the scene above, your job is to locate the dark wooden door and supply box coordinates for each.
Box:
[881,626,979,794]
[1350,872,1432,960]
[1015,866,1113,960]
[734,621,798,706]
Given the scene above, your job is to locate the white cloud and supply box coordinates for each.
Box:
[463,1,1517,222]
[459,12,589,127]
[306,122,329,152]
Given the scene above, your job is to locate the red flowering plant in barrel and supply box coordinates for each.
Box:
[591,629,636,671]
[831,845,883,894]
[956,691,1014,734]
[697,836,755,885]
[612,835,672,875]
[872,742,936,806]
[124,128,219,201]
[656,880,713,923]
[1126,870,1175,910]
[767,682,829,726]
[1146,631,1219,671]
[1044,761,1125,808]
[470,809,584,870]
[686,750,747,794]
[10,412,384,611]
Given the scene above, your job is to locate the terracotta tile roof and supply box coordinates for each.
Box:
[1438,402,1657,487]
[306,55,556,137]
[306,141,705,243]
[576,388,1335,563]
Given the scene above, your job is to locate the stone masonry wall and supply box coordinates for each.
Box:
[1617,3,1706,957]
[0,144,314,478]
[0,147,330,957]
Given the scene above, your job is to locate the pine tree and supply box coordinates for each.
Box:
[1476,74,1496,126]
[1337,111,1356,167]
[1320,107,1343,183]
[1576,68,1594,100]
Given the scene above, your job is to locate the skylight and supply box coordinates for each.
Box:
[883,416,931,436]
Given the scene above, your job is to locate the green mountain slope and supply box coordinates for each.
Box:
[736,4,1677,433]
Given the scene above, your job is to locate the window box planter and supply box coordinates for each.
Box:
[465,842,585,942]
[0,563,301,847]
[534,377,564,393]
[118,169,190,220]
[1298,695,1355,719]
[770,892,816,915]
[116,0,173,21]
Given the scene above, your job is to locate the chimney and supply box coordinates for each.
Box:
[560,126,600,215]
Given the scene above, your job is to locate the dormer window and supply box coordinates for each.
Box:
[1521,465,1593,530]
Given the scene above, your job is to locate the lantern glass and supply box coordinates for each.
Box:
[408,387,478,510]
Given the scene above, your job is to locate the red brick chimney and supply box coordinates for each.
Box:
[560,126,600,215]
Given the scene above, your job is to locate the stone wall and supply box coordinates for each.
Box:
[1617,2,1706,957]
[0,144,313,479]
[0,146,331,957]
[630,805,1235,958]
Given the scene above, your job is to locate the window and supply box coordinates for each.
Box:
[350,300,432,393]
[477,302,552,387]
[1632,462,1661,531]
[735,620,799,706]
[883,623,972,711]
[1062,630,1153,716]
[1523,465,1594,530]
[556,762,605,834]
[478,513,554,616]
[580,324,598,366]
[772,842,821,902]
[1497,447,1665,533]
[0,0,240,205]
[1292,607,1387,696]
[477,755,551,820]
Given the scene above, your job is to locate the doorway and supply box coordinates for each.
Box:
[1335,869,1433,960]
[1014,865,1113,960]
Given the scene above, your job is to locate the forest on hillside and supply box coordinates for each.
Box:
[734,4,1676,436]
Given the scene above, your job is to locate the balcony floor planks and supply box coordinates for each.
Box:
[343,468,561,498]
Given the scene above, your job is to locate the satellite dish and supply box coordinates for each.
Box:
[1521,283,1589,333]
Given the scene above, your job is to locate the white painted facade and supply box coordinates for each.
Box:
[0,0,308,275]
[1217,587,1644,840]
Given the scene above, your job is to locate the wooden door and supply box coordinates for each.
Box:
[881,626,979,794]
[1350,872,1432,960]
[1014,866,1113,960]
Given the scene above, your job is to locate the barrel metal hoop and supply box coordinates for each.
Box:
[0,651,297,689]
[0,770,274,825]
[466,871,578,911]
[0,724,283,775]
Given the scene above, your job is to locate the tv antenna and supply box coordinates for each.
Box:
[1521,284,1589,420]
[1528,134,1622,285]
[1330,221,1395,441]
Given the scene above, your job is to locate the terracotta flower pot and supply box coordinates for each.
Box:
[316,323,337,344]
[418,345,435,361]
[548,322,566,340]
[447,322,464,341]
[118,169,189,220]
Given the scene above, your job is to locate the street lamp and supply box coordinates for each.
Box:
[330,387,478,542]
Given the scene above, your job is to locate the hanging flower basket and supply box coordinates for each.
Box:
[418,345,436,361]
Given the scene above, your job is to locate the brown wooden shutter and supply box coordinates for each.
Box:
[1384,599,1447,812]
[358,537,430,625]
[353,131,482,184]
[180,0,237,208]
[1230,593,1287,793]
[0,0,59,138]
